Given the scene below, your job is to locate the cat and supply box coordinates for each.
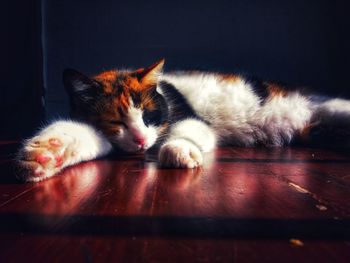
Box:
[16,59,350,182]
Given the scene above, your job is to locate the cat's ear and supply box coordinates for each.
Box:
[135,59,165,85]
[63,68,100,103]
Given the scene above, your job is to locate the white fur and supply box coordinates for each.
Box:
[165,119,216,152]
[161,73,312,146]
[314,98,350,119]
[255,92,312,145]
[32,120,112,164]
[158,119,216,168]
[159,138,203,168]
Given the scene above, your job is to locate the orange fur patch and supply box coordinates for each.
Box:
[94,70,118,82]
[87,62,165,139]
[158,122,169,135]
[140,93,155,110]
[94,70,118,94]
[115,93,131,113]
[124,76,142,91]
[220,74,241,83]
[266,82,288,98]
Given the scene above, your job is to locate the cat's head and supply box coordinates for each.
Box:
[63,60,169,152]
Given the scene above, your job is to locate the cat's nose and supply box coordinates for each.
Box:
[133,136,146,147]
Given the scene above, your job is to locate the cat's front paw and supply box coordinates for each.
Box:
[16,133,75,182]
[158,139,203,168]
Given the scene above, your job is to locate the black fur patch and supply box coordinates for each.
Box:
[244,75,270,103]
[158,81,203,123]
[142,89,169,127]
[130,92,142,107]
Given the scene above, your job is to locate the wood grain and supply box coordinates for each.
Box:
[1,143,350,262]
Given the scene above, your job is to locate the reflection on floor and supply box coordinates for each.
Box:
[0,142,350,262]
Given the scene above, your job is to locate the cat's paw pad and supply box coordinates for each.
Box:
[158,139,203,168]
[17,134,74,182]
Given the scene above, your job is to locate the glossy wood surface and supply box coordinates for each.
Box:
[1,142,350,262]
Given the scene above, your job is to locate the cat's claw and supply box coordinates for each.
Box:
[16,135,73,182]
[158,139,203,168]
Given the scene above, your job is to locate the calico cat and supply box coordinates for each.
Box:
[17,59,350,182]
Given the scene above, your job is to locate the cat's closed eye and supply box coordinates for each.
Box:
[108,120,128,129]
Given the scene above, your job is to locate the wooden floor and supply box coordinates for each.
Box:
[0,142,350,262]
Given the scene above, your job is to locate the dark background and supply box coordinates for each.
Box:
[1,0,350,139]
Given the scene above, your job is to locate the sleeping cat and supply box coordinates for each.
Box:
[17,59,350,182]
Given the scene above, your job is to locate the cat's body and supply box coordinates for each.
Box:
[17,60,350,182]
[161,72,312,147]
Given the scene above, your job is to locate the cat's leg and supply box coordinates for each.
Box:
[16,120,112,182]
[307,98,350,147]
[158,119,216,168]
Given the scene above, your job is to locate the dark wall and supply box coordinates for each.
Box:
[42,0,350,119]
[1,0,44,139]
[2,0,349,132]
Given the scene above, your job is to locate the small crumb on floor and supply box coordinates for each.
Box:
[316,204,327,211]
[290,239,304,247]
